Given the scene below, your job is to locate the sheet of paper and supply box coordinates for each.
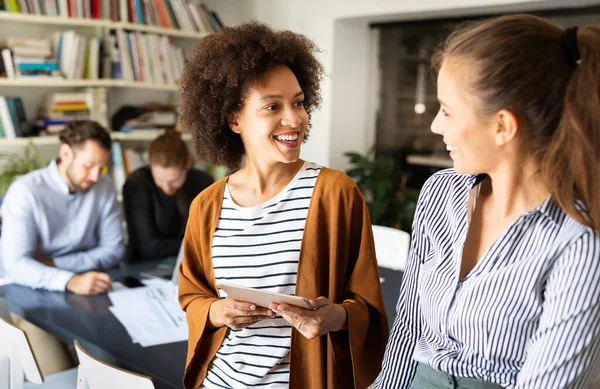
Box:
[110,281,127,292]
[108,281,188,347]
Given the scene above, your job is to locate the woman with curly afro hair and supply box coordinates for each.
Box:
[177,22,388,389]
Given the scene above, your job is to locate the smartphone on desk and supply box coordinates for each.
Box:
[120,276,145,288]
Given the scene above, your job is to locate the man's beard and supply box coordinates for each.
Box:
[66,163,92,193]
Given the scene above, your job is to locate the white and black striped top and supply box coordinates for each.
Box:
[375,169,600,389]
[202,162,322,389]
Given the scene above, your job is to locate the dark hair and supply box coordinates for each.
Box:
[58,120,111,151]
[148,131,190,169]
[432,14,600,231]
[178,22,325,169]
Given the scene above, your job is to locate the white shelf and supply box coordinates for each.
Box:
[0,11,208,40]
[114,81,178,91]
[113,131,191,141]
[406,154,453,169]
[0,136,60,146]
[0,79,113,88]
[114,21,208,39]
[0,10,113,28]
[0,132,191,146]
[0,78,178,91]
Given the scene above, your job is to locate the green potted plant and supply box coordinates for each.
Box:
[0,142,47,200]
[345,150,418,232]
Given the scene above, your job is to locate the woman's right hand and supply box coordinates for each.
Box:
[208,297,275,330]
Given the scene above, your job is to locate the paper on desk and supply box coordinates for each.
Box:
[108,280,188,347]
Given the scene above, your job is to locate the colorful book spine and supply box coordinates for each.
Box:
[16,63,59,71]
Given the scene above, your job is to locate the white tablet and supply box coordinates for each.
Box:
[218,282,313,310]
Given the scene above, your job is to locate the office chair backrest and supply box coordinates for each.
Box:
[73,340,155,389]
[0,314,44,388]
[372,225,410,272]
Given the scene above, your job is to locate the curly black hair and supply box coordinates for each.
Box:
[179,22,325,169]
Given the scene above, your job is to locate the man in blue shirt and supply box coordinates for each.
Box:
[1,120,125,295]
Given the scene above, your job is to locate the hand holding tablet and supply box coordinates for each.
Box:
[215,283,348,339]
[218,282,313,310]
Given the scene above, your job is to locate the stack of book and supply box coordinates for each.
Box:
[0,0,224,33]
[35,88,108,134]
[1,38,60,79]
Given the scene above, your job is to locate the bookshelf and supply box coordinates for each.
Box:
[0,3,227,196]
[0,2,219,129]
[0,11,209,40]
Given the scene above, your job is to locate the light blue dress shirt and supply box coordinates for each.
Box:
[1,159,125,291]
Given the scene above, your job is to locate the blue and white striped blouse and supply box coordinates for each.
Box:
[375,169,600,389]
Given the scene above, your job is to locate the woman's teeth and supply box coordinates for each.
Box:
[275,134,298,141]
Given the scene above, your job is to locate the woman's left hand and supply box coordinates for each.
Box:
[270,297,347,339]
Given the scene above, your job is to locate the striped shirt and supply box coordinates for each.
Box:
[202,162,322,389]
[375,169,600,389]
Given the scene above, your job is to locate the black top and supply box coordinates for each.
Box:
[123,166,213,261]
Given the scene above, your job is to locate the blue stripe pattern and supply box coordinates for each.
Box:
[202,162,322,389]
[375,169,600,389]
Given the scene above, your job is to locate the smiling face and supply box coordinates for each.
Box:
[228,64,309,166]
[430,60,500,175]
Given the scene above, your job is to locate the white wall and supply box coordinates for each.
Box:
[214,0,598,171]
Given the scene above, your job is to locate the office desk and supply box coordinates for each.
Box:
[0,263,403,389]
[0,261,186,389]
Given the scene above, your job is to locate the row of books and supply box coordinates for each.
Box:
[0,0,223,33]
[0,31,185,84]
[111,29,184,83]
